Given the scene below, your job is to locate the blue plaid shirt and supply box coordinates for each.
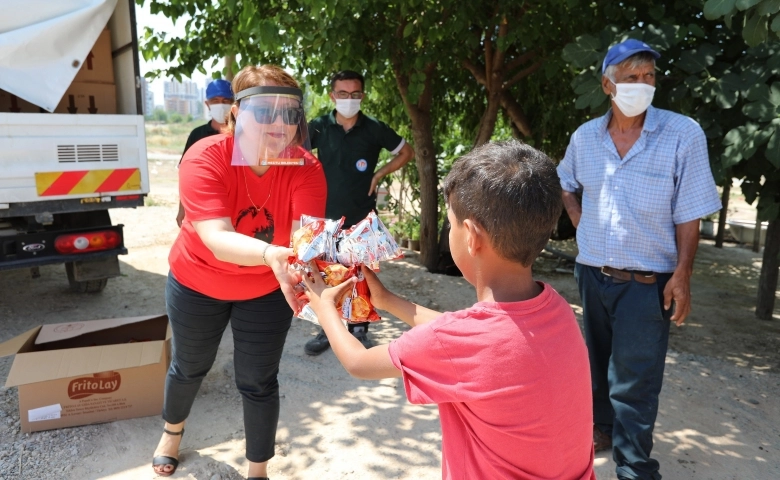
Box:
[557,106,721,273]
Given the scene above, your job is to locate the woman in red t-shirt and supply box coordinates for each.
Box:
[152,65,326,479]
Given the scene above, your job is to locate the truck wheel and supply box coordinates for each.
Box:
[65,262,108,293]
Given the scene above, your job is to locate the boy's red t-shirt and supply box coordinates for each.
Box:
[388,283,595,480]
[169,134,326,300]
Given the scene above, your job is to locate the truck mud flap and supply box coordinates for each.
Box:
[69,255,121,281]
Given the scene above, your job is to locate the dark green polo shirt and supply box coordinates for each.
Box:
[308,110,404,227]
[183,122,220,154]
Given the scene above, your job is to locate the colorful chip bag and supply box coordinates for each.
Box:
[290,212,401,324]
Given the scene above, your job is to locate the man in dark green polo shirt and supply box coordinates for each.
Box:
[176,78,233,227]
[305,70,414,355]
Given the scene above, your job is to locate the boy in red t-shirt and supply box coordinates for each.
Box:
[303,139,595,479]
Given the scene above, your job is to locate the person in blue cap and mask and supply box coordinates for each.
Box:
[177,78,234,226]
[557,39,721,480]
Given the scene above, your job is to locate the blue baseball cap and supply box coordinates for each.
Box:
[206,79,234,100]
[602,39,660,73]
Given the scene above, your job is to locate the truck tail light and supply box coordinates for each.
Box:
[54,230,121,254]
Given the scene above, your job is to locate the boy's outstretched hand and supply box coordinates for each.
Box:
[302,261,401,381]
[302,261,357,316]
[359,265,391,311]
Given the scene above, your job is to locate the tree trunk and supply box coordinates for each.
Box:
[753,212,762,253]
[474,90,502,146]
[408,112,439,271]
[225,54,236,81]
[392,60,440,272]
[715,179,730,248]
[755,218,780,320]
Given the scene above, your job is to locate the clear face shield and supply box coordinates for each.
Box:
[231,86,313,166]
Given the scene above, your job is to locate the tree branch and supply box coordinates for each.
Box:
[503,60,543,89]
[462,59,487,86]
[484,29,493,84]
[500,91,532,138]
[493,16,509,73]
[505,50,537,72]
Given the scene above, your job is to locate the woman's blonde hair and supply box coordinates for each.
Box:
[224,65,301,134]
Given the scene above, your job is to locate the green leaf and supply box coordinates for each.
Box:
[644,23,679,50]
[758,0,780,15]
[743,10,769,47]
[574,77,607,110]
[688,23,706,38]
[648,5,665,21]
[772,13,780,32]
[669,84,688,103]
[562,34,602,69]
[736,0,763,11]
[742,180,760,204]
[722,144,744,167]
[403,22,413,38]
[704,0,737,19]
[758,199,780,222]
[725,12,735,28]
[676,44,719,74]
[714,80,740,108]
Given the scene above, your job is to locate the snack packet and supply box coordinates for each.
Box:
[293,259,380,324]
[291,215,343,262]
[337,212,403,267]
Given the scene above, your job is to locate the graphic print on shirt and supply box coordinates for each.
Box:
[234,206,275,243]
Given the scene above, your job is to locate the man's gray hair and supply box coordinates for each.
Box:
[604,52,656,82]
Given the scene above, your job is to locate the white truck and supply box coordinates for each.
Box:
[0,0,149,292]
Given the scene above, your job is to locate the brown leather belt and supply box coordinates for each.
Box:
[600,266,657,284]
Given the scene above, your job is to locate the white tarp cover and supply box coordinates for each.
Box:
[0,0,117,112]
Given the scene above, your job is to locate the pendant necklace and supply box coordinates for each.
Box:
[243,166,273,212]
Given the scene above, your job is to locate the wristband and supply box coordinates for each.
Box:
[262,244,272,266]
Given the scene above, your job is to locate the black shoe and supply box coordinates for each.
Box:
[304,330,330,356]
[351,326,374,349]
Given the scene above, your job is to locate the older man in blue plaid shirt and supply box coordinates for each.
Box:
[557,40,721,480]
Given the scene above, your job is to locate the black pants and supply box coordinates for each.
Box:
[163,273,292,462]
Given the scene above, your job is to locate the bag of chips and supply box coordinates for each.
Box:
[290,212,401,324]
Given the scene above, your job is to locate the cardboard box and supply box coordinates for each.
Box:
[0,89,47,113]
[73,29,115,85]
[0,314,170,433]
[54,82,117,115]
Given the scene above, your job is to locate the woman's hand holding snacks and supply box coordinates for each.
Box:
[264,245,303,313]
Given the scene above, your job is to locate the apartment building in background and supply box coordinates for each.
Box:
[163,79,203,117]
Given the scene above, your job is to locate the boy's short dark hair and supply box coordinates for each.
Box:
[442,140,562,267]
[331,70,365,91]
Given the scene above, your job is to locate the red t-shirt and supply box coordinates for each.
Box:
[169,134,326,300]
[388,283,595,480]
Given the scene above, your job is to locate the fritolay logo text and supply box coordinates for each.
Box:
[67,372,121,399]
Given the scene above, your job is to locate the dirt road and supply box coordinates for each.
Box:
[1,153,778,479]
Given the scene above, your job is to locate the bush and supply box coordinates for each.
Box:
[152,108,168,123]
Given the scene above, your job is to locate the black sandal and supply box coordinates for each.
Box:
[152,427,185,477]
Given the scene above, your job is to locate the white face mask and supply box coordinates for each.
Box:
[335,98,361,118]
[610,81,655,118]
[209,103,231,124]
